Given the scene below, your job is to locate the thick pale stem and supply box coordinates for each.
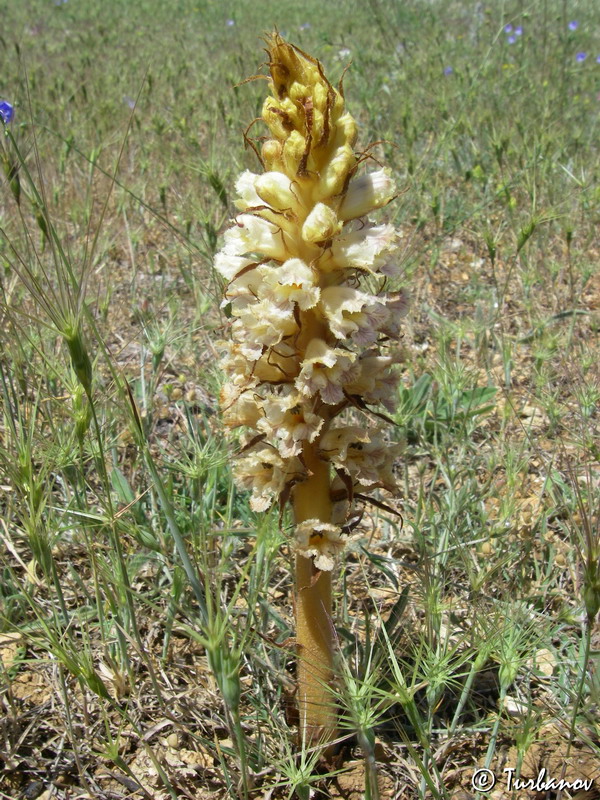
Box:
[292,310,338,745]
[294,445,337,745]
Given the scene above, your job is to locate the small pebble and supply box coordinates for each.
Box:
[166,732,179,748]
[23,782,44,800]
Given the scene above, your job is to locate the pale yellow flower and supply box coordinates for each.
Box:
[257,391,324,457]
[220,387,263,429]
[319,427,400,491]
[234,170,263,211]
[214,251,257,282]
[345,354,400,411]
[258,259,321,310]
[236,447,303,512]
[294,519,346,571]
[295,339,359,405]
[233,299,297,359]
[319,286,389,345]
[301,203,342,243]
[330,223,397,271]
[223,214,290,261]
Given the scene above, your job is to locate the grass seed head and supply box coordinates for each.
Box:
[64,323,93,394]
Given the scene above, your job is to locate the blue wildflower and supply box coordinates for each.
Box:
[568,21,579,31]
[0,100,14,125]
[515,26,523,36]
[299,22,311,31]
[596,55,600,63]
[576,52,587,62]
[504,24,513,33]
[443,66,453,75]
[507,35,516,44]
[226,18,235,27]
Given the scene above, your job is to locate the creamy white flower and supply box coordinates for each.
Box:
[331,223,397,270]
[215,252,257,282]
[345,355,399,411]
[253,341,300,382]
[379,291,410,339]
[221,341,296,384]
[258,259,321,310]
[320,286,389,345]
[221,269,265,312]
[319,427,399,491]
[219,342,260,385]
[339,169,396,221]
[294,518,346,571]
[295,338,359,405]
[235,447,303,511]
[234,170,262,210]
[221,388,263,429]
[257,391,324,456]
[217,36,409,553]
[224,214,289,261]
[319,426,371,462]
[233,298,297,353]
[347,430,400,490]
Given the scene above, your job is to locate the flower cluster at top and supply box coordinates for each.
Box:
[215,34,405,565]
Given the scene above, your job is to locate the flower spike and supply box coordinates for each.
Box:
[217,33,405,746]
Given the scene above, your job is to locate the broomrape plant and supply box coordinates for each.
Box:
[216,33,406,746]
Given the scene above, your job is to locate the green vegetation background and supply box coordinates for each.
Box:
[1,0,599,798]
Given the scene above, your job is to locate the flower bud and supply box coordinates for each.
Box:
[262,139,283,170]
[255,172,301,212]
[318,144,356,197]
[283,130,307,175]
[333,113,358,148]
[301,202,341,243]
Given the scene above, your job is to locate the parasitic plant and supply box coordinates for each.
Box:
[216,33,405,747]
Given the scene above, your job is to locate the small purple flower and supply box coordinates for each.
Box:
[0,100,14,125]
[504,24,513,33]
[443,66,453,76]
[226,18,235,27]
[596,55,600,63]
[568,21,579,31]
[576,52,587,62]
[299,22,311,31]
[515,26,523,36]
[123,96,136,110]
[507,35,516,44]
